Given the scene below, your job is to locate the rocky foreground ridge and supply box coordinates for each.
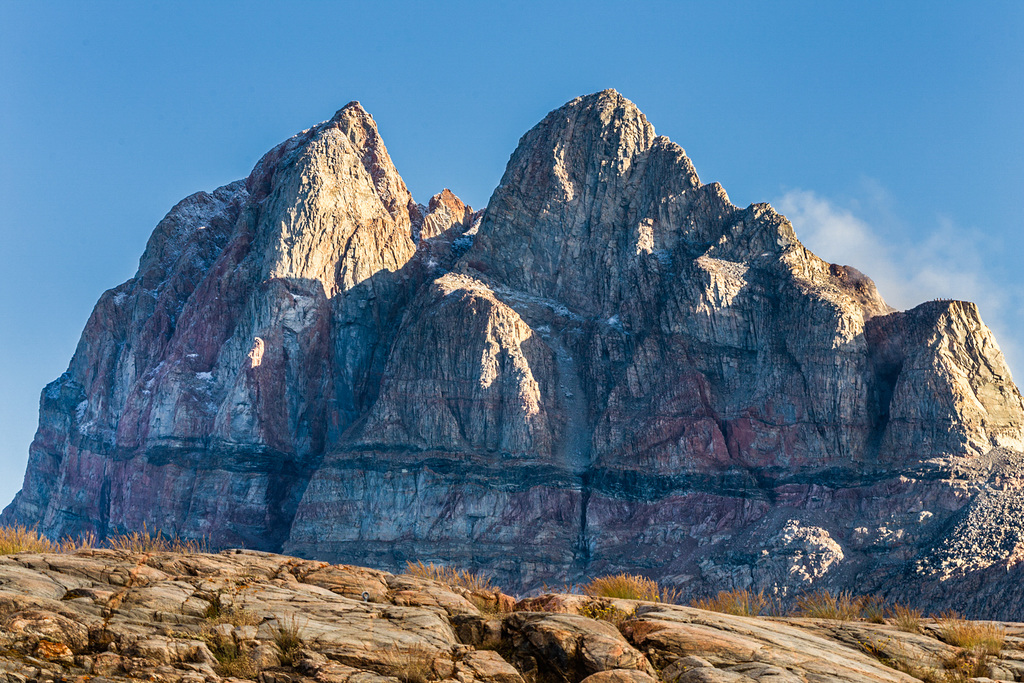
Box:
[5,90,1024,617]
[3,548,1024,683]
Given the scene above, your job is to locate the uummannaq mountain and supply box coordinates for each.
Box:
[6,90,1024,617]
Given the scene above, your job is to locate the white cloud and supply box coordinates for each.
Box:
[774,188,1023,381]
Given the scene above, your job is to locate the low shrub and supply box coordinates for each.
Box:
[580,601,633,626]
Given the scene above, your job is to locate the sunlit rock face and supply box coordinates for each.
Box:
[6,90,1024,617]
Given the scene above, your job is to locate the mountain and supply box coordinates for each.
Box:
[5,90,1024,617]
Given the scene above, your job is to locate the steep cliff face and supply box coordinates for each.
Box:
[5,102,438,550]
[6,91,1024,616]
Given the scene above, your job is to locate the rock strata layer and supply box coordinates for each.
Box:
[5,91,1024,617]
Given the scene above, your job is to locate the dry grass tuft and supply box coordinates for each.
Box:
[940,649,991,682]
[691,589,774,617]
[581,573,666,602]
[0,525,60,555]
[659,585,684,605]
[794,590,864,621]
[204,592,260,627]
[861,595,886,624]
[205,635,260,679]
[380,643,436,683]
[172,584,265,678]
[270,616,305,666]
[857,631,948,682]
[937,612,1005,655]
[219,653,260,680]
[1,523,207,555]
[0,526,97,555]
[890,603,923,633]
[106,523,208,554]
[405,561,495,592]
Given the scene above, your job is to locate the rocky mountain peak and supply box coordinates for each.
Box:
[5,92,1024,618]
[245,100,417,296]
[428,187,466,213]
[418,188,475,241]
[326,99,414,222]
[468,89,716,316]
[333,99,365,116]
[487,89,658,213]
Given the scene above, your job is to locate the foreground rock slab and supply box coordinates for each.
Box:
[3,550,1024,682]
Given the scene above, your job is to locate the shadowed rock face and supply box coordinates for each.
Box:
[5,90,1024,617]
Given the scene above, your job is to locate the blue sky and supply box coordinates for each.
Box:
[1,1,1022,509]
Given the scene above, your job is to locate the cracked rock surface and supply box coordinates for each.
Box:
[6,549,1024,683]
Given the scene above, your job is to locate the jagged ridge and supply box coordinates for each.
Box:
[5,90,1024,618]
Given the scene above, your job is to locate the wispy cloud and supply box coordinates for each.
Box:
[774,188,1023,380]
